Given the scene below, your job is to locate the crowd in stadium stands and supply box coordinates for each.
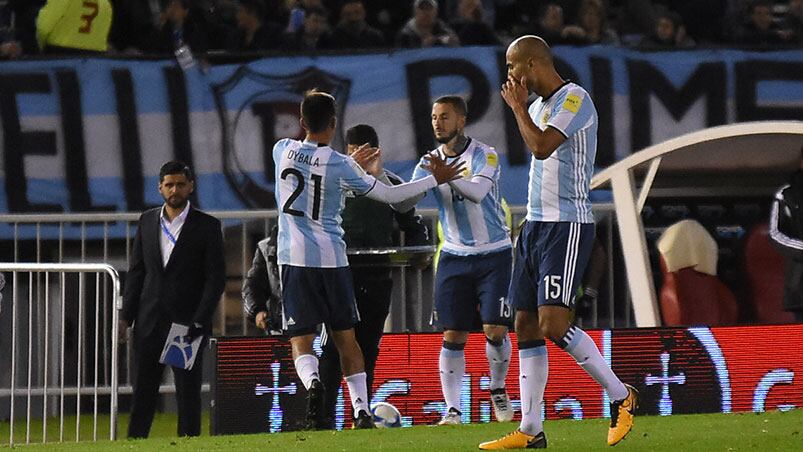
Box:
[1,0,802,59]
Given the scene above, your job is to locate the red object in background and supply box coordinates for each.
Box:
[659,256,739,326]
[212,324,803,435]
[744,223,794,324]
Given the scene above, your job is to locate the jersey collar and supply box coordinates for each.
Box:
[542,80,571,102]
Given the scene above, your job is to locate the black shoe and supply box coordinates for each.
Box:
[353,409,376,429]
[304,379,326,430]
[527,431,547,449]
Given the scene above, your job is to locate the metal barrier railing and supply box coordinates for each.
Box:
[0,263,121,446]
[0,205,619,334]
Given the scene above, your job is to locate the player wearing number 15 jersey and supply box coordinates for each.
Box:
[405,96,514,426]
[480,36,638,450]
[273,90,463,430]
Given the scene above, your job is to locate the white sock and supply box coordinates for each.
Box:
[439,342,465,412]
[294,354,319,390]
[559,326,628,401]
[344,372,370,417]
[486,335,511,390]
[518,341,548,436]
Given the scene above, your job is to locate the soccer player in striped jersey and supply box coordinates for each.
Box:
[402,96,515,425]
[480,36,638,449]
[274,90,463,430]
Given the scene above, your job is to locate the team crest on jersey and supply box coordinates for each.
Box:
[213,66,351,208]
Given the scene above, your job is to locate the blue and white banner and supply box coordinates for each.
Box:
[0,46,802,214]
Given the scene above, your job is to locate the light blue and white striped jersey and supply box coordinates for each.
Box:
[273,138,377,268]
[526,82,597,223]
[412,139,511,255]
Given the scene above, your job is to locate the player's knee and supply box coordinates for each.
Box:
[539,318,567,345]
[483,325,507,343]
[443,330,468,344]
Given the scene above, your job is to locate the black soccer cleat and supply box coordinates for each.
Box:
[353,409,377,429]
[304,379,326,430]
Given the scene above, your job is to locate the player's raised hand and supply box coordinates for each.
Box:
[422,154,466,184]
[501,76,528,111]
[350,143,382,175]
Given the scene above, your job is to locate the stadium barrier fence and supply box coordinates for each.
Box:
[0,263,121,446]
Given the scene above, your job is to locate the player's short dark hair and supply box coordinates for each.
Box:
[301,90,336,133]
[346,124,379,148]
[434,95,468,117]
[159,161,194,182]
[238,0,265,18]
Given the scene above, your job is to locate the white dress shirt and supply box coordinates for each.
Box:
[159,202,191,267]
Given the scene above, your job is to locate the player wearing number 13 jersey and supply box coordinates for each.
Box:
[273,91,463,430]
[406,96,514,426]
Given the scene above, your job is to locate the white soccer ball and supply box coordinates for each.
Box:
[370,402,402,428]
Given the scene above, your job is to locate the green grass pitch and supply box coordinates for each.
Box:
[2,409,802,450]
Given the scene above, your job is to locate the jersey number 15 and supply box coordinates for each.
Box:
[281,168,322,221]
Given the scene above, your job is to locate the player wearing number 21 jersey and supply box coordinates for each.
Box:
[272,91,463,430]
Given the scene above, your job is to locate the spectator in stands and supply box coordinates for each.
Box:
[145,0,213,55]
[781,0,803,44]
[36,0,113,54]
[326,0,386,49]
[561,0,620,45]
[769,148,803,321]
[638,11,696,48]
[108,0,160,54]
[449,0,500,46]
[229,0,285,51]
[396,0,459,48]
[519,2,569,45]
[4,0,44,54]
[285,0,324,33]
[737,0,796,46]
[365,0,418,44]
[283,5,331,51]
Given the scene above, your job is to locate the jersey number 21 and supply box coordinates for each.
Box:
[281,168,322,221]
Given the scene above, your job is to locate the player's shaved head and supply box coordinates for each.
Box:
[507,35,552,66]
[504,35,563,97]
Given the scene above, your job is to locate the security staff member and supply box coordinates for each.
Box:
[36,0,112,53]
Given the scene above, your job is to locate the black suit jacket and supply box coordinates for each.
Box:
[121,206,226,342]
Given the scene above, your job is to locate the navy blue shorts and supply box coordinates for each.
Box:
[509,221,595,311]
[280,265,359,336]
[433,249,514,331]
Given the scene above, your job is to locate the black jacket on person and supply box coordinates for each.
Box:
[121,204,225,438]
[122,206,226,341]
[769,170,803,313]
[242,225,283,332]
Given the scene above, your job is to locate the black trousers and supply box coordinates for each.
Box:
[319,274,393,428]
[127,331,205,438]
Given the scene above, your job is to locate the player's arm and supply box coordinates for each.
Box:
[448,177,494,203]
[501,76,567,160]
[343,153,464,204]
[36,0,70,50]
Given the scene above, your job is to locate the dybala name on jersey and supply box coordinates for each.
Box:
[287,149,320,167]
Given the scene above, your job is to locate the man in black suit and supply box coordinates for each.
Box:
[119,161,226,438]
